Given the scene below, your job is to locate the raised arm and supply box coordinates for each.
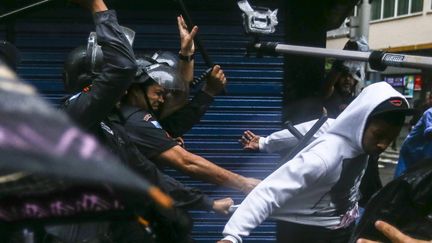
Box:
[158,16,227,136]
[322,68,342,99]
[177,15,197,84]
[160,65,227,137]
[64,0,137,129]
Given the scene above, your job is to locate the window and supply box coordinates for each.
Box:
[397,0,409,15]
[371,0,423,20]
[384,0,396,18]
[411,0,423,12]
[371,0,382,20]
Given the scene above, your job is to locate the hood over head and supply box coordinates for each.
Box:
[327,82,409,152]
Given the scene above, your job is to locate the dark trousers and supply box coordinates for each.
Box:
[276,220,354,243]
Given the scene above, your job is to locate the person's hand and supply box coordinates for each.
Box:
[240,177,261,194]
[216,241,233,243]
[357,220,431,243]
[174,137,185,148]
[70,0,107,13]
[212,197,234,215]
[322,68,341,99]
[202,65,227,97]
[239,130,260,151]
[177,15,198,56]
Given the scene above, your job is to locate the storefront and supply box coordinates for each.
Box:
[383,74,422,99]
[368,66,422,105]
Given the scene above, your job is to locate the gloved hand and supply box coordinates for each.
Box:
[202,65,227,97]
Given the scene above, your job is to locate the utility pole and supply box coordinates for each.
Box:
[356,0,373,87]
[358,0,370,40]
[348,1,370,39]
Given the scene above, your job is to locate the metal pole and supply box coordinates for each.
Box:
[357,0,371,88]
[358,0,371,40]
[0,0,54,21]
[254,42,432,70]
[270,43,371,61]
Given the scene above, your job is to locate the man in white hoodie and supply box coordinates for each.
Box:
[218,82,413,243]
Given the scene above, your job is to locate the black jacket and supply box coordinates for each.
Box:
[63,10,213,212]
[119,91,214,160]
[64,10,137,129]
[59,9,201,243]
[160,91,214,137]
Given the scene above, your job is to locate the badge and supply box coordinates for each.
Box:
[143,113,152,122]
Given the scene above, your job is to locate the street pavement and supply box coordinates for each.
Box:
[379,124,410,185]
[378,147,399,185]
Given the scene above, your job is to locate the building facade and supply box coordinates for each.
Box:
[327,0,432,102]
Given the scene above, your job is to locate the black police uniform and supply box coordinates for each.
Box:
[63,10,213,212]
[120,90,214,159]
[59,9,211,243]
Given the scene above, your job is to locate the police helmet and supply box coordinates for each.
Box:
[134,52,189,118]
[63,26,135,93]
[62,45,93,93]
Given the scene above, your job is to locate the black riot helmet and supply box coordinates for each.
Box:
[62,45,93,94]
[134,52,189,118]
[134,58,184,91]
[150,51,178,69]
[63,26,135,94]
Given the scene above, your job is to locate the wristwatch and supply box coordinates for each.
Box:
[178,52,195,62]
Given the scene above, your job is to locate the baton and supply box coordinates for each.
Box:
[276,115,328,169]
[0,0,56,21]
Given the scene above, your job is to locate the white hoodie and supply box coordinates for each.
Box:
[222,82,408,243]
[259,119,335,154]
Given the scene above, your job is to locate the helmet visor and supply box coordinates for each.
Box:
[145,63,187,92]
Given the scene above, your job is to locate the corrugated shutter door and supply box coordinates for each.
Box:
[7,5,283,242]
